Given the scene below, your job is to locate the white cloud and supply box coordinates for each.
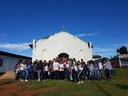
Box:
[75,33,96,37]
[0,42,31,51]
[108,43,128,48]
[93,47,115,53]
[93,43,128,57]
[93,47,117,58]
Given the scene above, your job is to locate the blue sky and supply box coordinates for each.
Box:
[0,0,128,58]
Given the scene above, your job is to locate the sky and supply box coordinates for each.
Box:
[0,0,128,58]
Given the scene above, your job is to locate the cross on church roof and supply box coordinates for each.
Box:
[61,25,65,32]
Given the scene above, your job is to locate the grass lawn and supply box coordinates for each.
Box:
[0,68,128,96]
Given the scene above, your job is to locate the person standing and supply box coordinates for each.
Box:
[14,61,20,80]
[97,60,103,79]
[88,60,94,80]
[19,61,26,81]
[77,61,84,84]
[94,61,100,80]
[37,60,43,81]
[64,60,71,81]
[103,59,112,80]
[53,59,60,80]
[59,61,64,80]
[44,60,49,81]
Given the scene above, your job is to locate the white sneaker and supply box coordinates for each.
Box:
[25,80,28,82]
[37,79,40,81]
[20,79,24,82]
[78,82,81,84]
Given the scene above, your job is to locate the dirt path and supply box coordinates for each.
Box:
[0,80,55,96]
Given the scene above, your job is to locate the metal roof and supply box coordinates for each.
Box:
[92,55,101,58]
[0,51,32,59]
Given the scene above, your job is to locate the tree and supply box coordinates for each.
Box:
[117,46,128,54]
[110,54,119,67]
[99,57,109,63]
[111,54,119,61]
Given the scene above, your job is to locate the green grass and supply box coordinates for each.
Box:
[2,78,15,83]
[51,68,126,96]
[14,68,128,96]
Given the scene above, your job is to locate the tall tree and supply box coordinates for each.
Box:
[117,46,128,54]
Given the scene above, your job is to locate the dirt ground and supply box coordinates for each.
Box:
[0,80,54,96]
[0,71,15,79]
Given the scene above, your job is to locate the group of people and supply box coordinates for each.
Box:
[14,58,116,84]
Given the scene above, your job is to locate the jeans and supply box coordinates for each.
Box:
[94,70,100,80]
[105,69,111,80]
[37,70,41,80]
[64,69,70,81]
[24,70,29,80]
[77,70,83,82]
[20,70,25,80]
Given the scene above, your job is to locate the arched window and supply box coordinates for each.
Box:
[42,49,48,60]
[79,50,84,59]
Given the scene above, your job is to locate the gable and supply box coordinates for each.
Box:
[39,31,88,44]
[30,31,92,49]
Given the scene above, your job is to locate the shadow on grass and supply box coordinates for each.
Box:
[93,82,112,96]
[0,81,13,85]
[116,84,128,89]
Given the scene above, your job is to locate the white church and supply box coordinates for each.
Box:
[30,31,92,63]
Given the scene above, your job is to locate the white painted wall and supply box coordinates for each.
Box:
[32,31,92,63]
[119,59,128,67]
[119,54,128,67]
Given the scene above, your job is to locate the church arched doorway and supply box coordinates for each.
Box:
[58,53,69,61]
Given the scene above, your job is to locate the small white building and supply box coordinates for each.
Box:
[0,51,31,73]
[119,54,128,67]
[30,31,92,63]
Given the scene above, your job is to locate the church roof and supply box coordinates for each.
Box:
[42,31,84,41]
[29,31,92,49]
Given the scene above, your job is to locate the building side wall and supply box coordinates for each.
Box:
[120,59,128,67]
[0,55,30,73]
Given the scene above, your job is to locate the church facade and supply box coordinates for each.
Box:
[31,31,92,63]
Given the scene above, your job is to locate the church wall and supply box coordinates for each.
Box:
[32,32,92,63]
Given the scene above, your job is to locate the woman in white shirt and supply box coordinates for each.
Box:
[77,61,84,84]
[59,61,64,80]
[64,60,71,81]
[19,61,26,81]
[44,60,48,81]
[53,60,60,80]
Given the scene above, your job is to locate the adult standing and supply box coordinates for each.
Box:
[37,60,43,81]
[103,59,112,80]
[53,59,60,80]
